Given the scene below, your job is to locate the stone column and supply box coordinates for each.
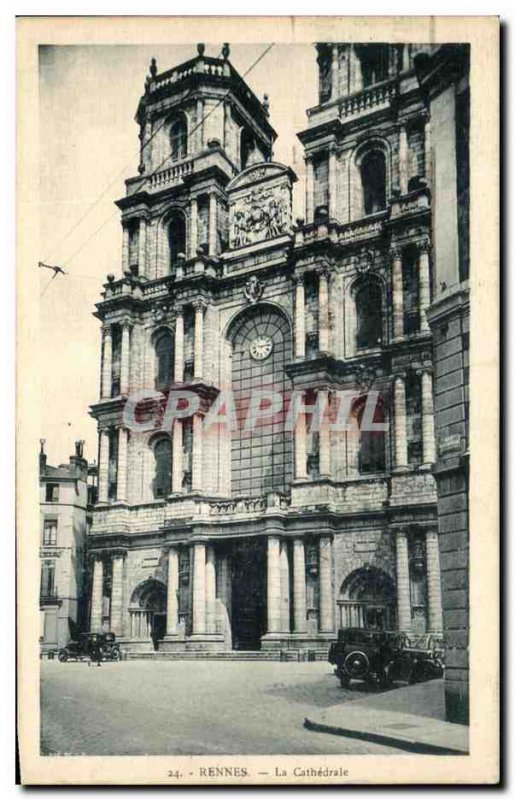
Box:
[330,45,339,99]
[206,545,217,634]
[395,529,412,631]
[191,413,203,491]
[392,247,404,340]
[398,123,409,195]
[166,547,179,636]
[120,321,131,395]
[110,553,125,635]
[319,536,334,633]
[98,430,109,503]
[318,389,331,477]
[192,542,206,634]
[121,222,129,272]
[317,267,330,353]
[421,370,436,466]
[394,375,408,469]
[305,157,314,224]
[294,394,307,480]
[174,309,184,382]
[328,145,338,220]
[267,536,281,634]
[425,529,444,632]
[293,538,307,634]
[90,556,104,632]
[208,193,217,257]
[196,98,204,151]
[172,419,183,493]
[423,111,432,181]
[189,198,198,259]
[294,275,306,360]
[116,428,128,502]
[101,325,112,400]
[418,240,431,332]
[138,217,146,275]
[279,540,290,633]
[193,300,206,379]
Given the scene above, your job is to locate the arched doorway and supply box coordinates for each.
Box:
[338,567,396,630]
[129,579,167,650]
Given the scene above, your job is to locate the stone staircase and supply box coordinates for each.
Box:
[124,649,329,662]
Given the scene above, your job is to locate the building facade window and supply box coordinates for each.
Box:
[40,560,56,599]
[45,483,59,503]
[127,219,139,271]
[152,437,172,498]
[456,85,470,283]
[355,395,386,474]
[355,278,383,350]
[360,150,386,215]
[357,44,390,87]
[406,374,422,467]
[111,325,122,397]
[313,154,329,218]
[108,429,119,501]
[168,214,186,272]
[43,519,58,546]
[154,330,174,391]
[402,247,420,335]
[170,115,187,161]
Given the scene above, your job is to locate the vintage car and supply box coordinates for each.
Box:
[57,632,122,662]
[328,628,444,688]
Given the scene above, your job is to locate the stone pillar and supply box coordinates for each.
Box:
[116,427,128,502]
[421,370,436,466]
[138,217,146,275]
[279,540,290,633]
[174,309,184,382]
[328,145,338,220]
[90,556,104,632]
[166,547,179,636]
[208,193,217,257]
[110,553,125,636]
[318,389,331,477]
[305,158,314,224]
[101,325,112,400]
[193,300,205,379]
[399,123,409,195]
[267,536,281,634]
[98,430,109,503]
[395,529,412,631]
[294,394,307,480]
[317,267,330,353]
[394,375,408,469]
[294,275,306,360]
[189,198,198,259]
[319,536,334,633]
[392,247,404,340]
[206,545,217,634]
[192,413,203,491]
[425,529,444,632]
[192,542,206,634]
[120,321,131,395]
[423,111,432,181]
[196,98,204,151]
[330,45,339,99]
[293,538,307,634]
[418,240,431,332]
[172,419,183,493]
[121,223,129,272]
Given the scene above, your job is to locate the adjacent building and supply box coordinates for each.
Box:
[87,43,443,656]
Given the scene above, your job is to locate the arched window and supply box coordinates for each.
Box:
[153,438,172,498]
[360,150,386,215]
[356,396,386,475]
[357,44,390,87]
[169,116,187,161]
[355,279,383,350]
[168,214,186,272]
[154,330,173,391]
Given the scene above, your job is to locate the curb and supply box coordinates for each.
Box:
[304,718,468,756]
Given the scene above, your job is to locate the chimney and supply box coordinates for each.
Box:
[69,439,88,479]
[39,439,47,474]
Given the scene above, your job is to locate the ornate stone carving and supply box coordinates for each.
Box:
[244,275,264,304]
[355,365,376,393]
[356,248,376,275]
[227,163,294,250]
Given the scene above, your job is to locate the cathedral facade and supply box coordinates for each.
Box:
[87,43,443,655]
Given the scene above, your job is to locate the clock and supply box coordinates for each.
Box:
[249,335,273,361]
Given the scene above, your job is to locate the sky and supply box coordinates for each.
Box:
[38,43,318,467]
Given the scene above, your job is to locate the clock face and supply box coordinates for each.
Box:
[249,335,273,361]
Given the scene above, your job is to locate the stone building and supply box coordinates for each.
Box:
[415,45,470,724]
[39,440,93,652]
[87,43,443,655]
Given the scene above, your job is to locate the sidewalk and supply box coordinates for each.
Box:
[304,679,469,755]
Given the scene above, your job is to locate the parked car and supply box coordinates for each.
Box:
[328,628,443,689]
[57,632,122,663]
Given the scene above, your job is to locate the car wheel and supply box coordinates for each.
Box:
[57,650,68,662]
[111,646,122,661]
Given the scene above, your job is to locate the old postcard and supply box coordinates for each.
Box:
[17,15,499,785]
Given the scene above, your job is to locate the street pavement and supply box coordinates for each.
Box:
[40,660,403,756]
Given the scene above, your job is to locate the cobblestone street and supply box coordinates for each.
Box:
[41,660,402,756]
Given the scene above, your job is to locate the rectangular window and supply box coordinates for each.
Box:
[40,561,56,599]
[111,325,122,397]
[313,155,329,216]
[128,219,139,271]
[43,519,57,546]
[108,430,118,501]
[45,483,59,502]
[455,84,470,283]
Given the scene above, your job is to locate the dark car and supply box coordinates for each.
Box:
[328,628,443,689]
[57,632,122,663]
